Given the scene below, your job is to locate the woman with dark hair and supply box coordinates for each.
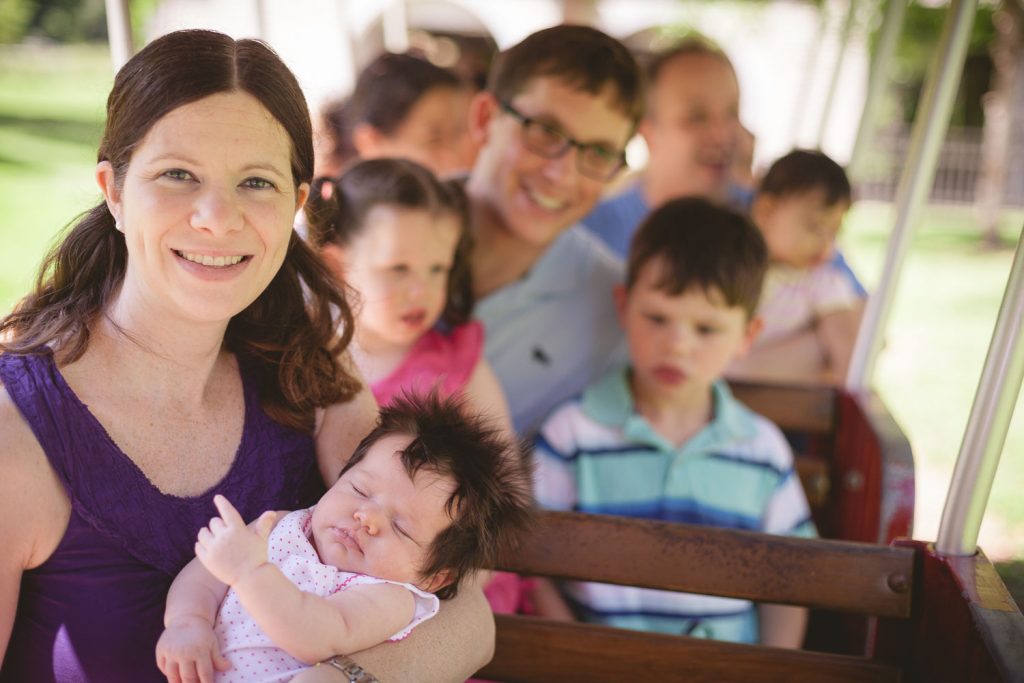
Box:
[317,53,477,178]
[0,29,491,683]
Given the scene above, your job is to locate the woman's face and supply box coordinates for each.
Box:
[98,91,309,327]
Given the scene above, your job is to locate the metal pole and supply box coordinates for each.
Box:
[936,226,1024,556]
[789,9,827,147]
[815,0,859,147]
[845,0,978,391]
[383,0,410,54]
[848,0,909,179]
[104,0,133,71]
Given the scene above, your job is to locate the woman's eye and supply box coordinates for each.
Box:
[430,264,449,275]
[391,264,410,275]
[163,169,194,182]
[242,177,275,190]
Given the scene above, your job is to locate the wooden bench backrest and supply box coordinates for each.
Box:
[500,511,915,618]
[482,511,913,682]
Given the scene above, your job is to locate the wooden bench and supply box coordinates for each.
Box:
[729,382,914,545]
[478,511,1024,682]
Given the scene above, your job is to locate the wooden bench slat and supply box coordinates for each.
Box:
[498,511,914,618]
[479,615,903,683]
[730,381,836,434]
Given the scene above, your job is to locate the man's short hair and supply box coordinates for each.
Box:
[759,149,852,207]
[487,24,644,126]
[626,197,768,317]
[340,392,534,600]
[646,36,735,87]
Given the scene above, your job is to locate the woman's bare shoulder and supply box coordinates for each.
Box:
[0,380,71,568]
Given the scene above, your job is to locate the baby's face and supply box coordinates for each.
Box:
[311,433,455,591]
[757,189,848,269]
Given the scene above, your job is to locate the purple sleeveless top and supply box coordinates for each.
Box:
[0,351,323,683]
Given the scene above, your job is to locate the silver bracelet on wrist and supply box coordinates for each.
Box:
[319,655,380,683]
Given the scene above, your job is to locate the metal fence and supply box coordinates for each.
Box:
[855,125,1024,207]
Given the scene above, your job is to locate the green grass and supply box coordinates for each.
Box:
[0,44,111,311]
[1,44,1022,564]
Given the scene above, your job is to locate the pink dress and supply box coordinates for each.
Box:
[214,509,439,683]
[368,322,531,620]
[371,321,484,406]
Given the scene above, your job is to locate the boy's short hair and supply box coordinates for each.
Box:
[760,149,852,207]
[339,392,533,600]
[626,197,768,317]
[487,24,644,126]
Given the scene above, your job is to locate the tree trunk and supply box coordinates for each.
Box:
[977,0,1024,245]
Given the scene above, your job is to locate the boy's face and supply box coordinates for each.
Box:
[616,259,759,405]
[754,188,849,269]
[311,433,455,592]
[641,53,741,201]
[469,75,633,247]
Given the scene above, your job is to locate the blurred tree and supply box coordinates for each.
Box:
[976,0,1023,242]
[0,0,32,43]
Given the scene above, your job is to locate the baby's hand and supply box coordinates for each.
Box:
[156,615,230,683]
[195,495,277,586]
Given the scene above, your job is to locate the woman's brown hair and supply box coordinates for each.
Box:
[0,29,360,431]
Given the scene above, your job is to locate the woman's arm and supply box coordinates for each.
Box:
[462,358,515,438]
[347,572,495,683]
[0,386,71,664]
[315,360,380,484]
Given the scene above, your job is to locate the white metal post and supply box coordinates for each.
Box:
[845,0,978,391]
[104,0,133,71]
[936,225,1024,556]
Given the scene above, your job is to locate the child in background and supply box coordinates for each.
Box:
[533,198,815,647]
[315,52,476,178]
[305,157,524,619]
[156,394,533,683]
[305,157,512,435]
[729,149,861,385]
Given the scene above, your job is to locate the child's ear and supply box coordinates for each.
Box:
[351,123,384,158]
[319,243,348,283]
[468,91,499,146]
[735,315,764,358]
[613,283,628,325]
[750,194,774,230]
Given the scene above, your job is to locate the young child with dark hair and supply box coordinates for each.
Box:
[730,149,862,384]
[533,197,815,647]
[315,52,476,178]
[157,393,533,683]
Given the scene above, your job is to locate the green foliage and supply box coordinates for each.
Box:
[0,0,32,44]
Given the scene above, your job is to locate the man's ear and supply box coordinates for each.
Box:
[319,242,348,283]
[613,283,629,326]
[735,315,764,358]
[468,90,499,146]
[96,161,122,224]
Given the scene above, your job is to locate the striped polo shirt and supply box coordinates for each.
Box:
[533,367,816,643]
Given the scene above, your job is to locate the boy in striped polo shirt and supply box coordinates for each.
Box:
[532,197,815,647]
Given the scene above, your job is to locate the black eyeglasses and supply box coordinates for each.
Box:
[499,100,627,182]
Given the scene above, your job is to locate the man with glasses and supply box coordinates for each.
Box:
[464,25,643,438]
